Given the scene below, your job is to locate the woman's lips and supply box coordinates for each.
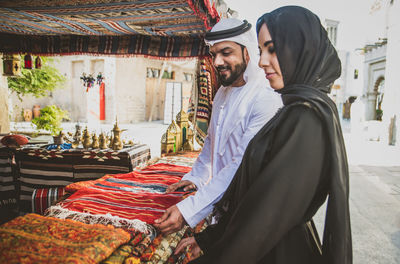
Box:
[266,72,276,79]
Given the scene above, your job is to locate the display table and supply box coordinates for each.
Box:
[16,144,151,213]
[0,151,204,263]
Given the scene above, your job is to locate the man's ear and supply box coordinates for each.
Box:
[244,47,250,64]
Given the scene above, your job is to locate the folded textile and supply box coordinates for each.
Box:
[47,163,193,232]
[101,232,147,264]
[147,226,188,263]
[32,187,66,214]
[46,143,72,150]
[66,163,192,193]
[0,213,130,264]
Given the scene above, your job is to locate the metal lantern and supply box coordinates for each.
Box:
[35,56,42,69]
[2,54,21,77]
[24,54,32,69]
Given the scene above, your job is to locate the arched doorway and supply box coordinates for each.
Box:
[374,77,385,121]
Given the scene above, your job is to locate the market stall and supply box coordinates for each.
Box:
[0,1,220,263]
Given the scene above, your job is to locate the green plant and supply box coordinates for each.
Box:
[32,105,69,135]
[7,57,66,101]
[376,109,383,121]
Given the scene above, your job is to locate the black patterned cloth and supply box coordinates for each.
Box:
[16,144,151,213]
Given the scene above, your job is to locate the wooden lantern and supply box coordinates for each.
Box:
[35,56,42,69]
[2,54,21,77]
[24,54,32,69]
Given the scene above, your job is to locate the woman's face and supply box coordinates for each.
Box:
[258,23,284,90]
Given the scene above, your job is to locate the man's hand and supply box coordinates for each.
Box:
[166,180,196,193]
[153,205,186,235]
[174,237,202,260]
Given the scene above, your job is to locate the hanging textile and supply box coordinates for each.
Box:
[189,57,219,146]
[0,0,219,57]
[100,82,106,121]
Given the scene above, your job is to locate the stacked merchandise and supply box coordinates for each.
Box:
[1,152,204,263]
[17,145,151,213]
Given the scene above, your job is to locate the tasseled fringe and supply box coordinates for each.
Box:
[45,205,151,234]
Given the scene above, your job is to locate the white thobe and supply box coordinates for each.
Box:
[176,84,282,228]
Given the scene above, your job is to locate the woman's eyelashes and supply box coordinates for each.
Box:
[268,45,275,54]
[258,45,275,56]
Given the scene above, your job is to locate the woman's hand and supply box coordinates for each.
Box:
[174,237,203,260]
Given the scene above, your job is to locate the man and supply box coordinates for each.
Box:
[154,18,282,235]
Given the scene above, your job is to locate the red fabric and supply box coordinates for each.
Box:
[66,163,192,193]
[1,134,28,147]
[60,163,192,224]
[60,188,182,224]
[33,187,66,214]
[99,82,105,120]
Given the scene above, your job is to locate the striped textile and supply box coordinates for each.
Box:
[47,163,192,232]
[16,145,151,213]
[31,187,66,215]
[0,0,219,57]
[0,148,17,210]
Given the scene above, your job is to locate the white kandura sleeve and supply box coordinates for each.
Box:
[177,92,281,227]
[181,132,213,188]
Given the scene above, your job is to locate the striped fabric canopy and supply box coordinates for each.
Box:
[0,0,219,57]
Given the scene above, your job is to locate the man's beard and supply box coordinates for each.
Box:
[217,60,247,86]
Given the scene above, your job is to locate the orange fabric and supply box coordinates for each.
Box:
[0,213,130,264]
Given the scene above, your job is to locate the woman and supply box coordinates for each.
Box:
[174,6,352,264]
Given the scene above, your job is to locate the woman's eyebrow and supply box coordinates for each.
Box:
[263,40,273,47]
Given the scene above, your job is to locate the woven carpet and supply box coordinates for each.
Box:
[0,213,131,264]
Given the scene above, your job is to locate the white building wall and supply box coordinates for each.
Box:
[9,55,196,125]
[363,45,386,121]
[115,57,147,123]
[383,0,400,144]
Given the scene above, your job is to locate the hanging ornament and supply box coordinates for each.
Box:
[80,73,95,92]
[35,56,42,69]
[2,54,21,77]
[96,72,104,85]
[24,54,32,69]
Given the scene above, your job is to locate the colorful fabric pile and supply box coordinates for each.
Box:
[16,144,151,213]
[47,163,193,232]
[0,213,131,264]
[1,151,202,263]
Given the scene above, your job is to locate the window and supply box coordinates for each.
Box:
[325,19,339,46]
[147,68,174,79]
[184,73,193,82]
[354,69,359,79]
[162,71,174,79]
[147,68,160,78]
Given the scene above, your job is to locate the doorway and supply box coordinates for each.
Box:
[163,82,182,124]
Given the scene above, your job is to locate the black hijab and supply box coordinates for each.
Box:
[213,6,352,264]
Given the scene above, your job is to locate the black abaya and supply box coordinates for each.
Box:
[190,6,352,264]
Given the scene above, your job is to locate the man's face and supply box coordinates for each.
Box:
[209,41,249,87]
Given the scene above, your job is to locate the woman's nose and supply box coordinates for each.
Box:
[258,53,270,68]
